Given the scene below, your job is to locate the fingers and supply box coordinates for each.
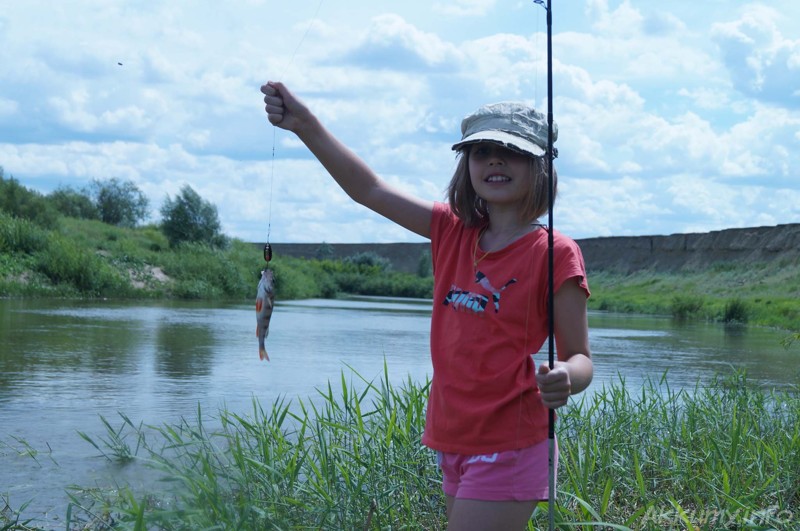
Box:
[265,103,284,125]
[260,80,308,131]
[260,80,282,96]
[536,363,571,409]
[261,81,285,125]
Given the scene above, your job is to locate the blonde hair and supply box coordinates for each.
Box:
[446,145,557,228]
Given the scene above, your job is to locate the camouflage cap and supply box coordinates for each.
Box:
[452,101,557,158]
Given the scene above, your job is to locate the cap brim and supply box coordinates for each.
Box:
[451,130,546,158]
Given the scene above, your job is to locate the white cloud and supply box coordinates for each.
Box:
[343,14,462,71]
[677,87,731,110]
[1,1,799,243]
[460,33,544,98]
[712,5,800,105]
[433,0,498,17]
[587,0,645,38]
[557,175,665,237]
[48,89,152,134]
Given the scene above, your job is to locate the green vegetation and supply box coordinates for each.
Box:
[0,168,60,229]
[2,165,798,331]
[0,169,433,300]
[160,185,226,248]
[589,264,800,331]
[2,170,799,529]
[6,369,793,530]
[47,185,100,221]
[88,177,150,228]
[0,210,433,300]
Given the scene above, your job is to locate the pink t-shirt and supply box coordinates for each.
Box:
[422,202,590,454]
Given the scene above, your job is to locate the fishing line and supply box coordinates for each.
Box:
[265,127,275,262]
[265,0,326,263]
[533,1,557,530]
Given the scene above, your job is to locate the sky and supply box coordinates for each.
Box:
[1,0,798,244]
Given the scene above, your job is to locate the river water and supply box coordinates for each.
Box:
[0,297,797,526]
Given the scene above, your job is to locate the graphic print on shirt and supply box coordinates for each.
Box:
[442,270,517,315]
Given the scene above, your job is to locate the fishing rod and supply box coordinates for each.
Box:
[533,0,556,529]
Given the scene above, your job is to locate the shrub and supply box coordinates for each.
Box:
[359,273,433,298]
[160,185,226,248]
[34,233,127,295]
[417,249,432,278]
[343,251,391,272]
[0,211,49,254]
[0,168,60,229]
[723,298,749,324]
[269,257,337,300]
[162,242,251,299]
[315,242,335,260]
[89,178,149,227]
[671,294,705,319]
[47,186,100,220]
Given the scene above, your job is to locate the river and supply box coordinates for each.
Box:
[0,296,797,526]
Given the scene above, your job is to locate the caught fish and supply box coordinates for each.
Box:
[256,269,275,361]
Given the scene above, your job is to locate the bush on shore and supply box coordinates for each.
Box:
[0,212,433,300]
[589,268,799,331]
[2,205,798,331]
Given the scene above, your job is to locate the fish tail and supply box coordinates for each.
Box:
[259,347,270,361]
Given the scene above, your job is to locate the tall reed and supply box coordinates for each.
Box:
[39,369,800,530]
[71,365,445,529]
[544,371,800,529]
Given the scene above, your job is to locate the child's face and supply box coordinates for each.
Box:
[468,142,533,207]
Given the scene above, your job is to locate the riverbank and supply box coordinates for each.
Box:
[0,214,433,301]
[2,214,799,331]
[266,223,800,275]
[4,369,797,530]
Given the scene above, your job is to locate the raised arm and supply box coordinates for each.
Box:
[261,81,433,239]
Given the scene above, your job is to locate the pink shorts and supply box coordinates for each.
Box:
[437,438,558,502]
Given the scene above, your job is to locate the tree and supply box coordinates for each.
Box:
[48,186,99,220]
[0,167,60,229]
[160,185,226,248]
[416,249,432,277]
[343,251,391,272]
[315,242,335,260]
[90,178,149,227]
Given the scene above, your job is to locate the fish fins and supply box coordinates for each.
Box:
[259,347,270,361]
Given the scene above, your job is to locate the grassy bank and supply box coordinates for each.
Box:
[3,369,796,530]
[3,211,799,333]
[0,213,433,301]
[588,261,800,331]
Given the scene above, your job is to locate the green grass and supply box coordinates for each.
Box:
[68,366,443,530]
[3,209,798,331]
[0,214,433,301]
[589,266,800,331]
[11,368,793,531]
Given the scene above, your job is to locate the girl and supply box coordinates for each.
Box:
[261,81,592,531]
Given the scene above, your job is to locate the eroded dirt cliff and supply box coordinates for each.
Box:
[578,223,800,273]
[268,223,800,275]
